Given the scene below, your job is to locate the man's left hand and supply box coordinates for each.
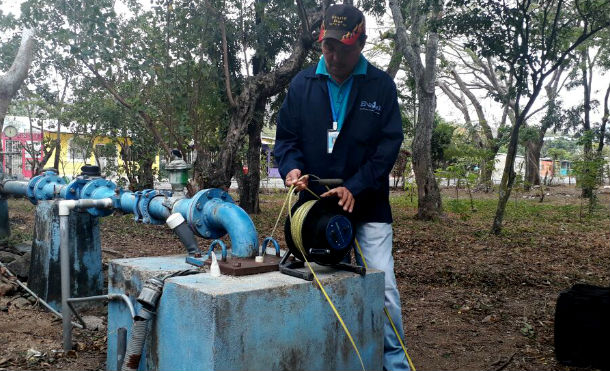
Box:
[321,186,354,213]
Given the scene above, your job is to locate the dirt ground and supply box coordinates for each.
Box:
[0,185,608,371]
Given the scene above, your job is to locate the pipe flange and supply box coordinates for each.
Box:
[188,189,234,239]
[80,179,117,217]
[138,189,171,225]
[26,174,45,204]
[62,177,88,200]
[33,173,65,202]
[133,191,143,222]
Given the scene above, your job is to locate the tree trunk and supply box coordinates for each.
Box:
[0,29,35,129]
[597,83,610,154]
[238,97,266,214]
[413,86,442,219]
[389,0,443,220]
[492,115,523,234]
[479,149,496,191]
[524,139,541,188]
[581,49,594,199]
[140,157,155,190]
[204,19,318,189]
[0,29,35,182]
[53,127,61,171]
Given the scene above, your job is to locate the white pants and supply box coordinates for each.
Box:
[354,222,410,371]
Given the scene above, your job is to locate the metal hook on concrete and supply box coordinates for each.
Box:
[260,237,281,257]
[206,240,228,262]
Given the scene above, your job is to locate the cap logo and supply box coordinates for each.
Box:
[329,15,348,28]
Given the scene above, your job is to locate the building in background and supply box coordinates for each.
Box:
[1,116,157,180]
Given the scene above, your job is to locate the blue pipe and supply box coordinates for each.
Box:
[149,197,171,221]
[0,198,9,239]
[201,199,258,258]
[119,191,172,224]
[28,171,66,203]
[118,192,136,214]
[2,180,29,197]
[2,171,258,258]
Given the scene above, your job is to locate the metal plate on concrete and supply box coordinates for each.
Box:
[204,255,281,276]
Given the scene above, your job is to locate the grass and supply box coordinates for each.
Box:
[391,192,608,223]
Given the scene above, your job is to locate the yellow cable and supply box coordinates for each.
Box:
[354,239,416,371]
[281,180,366,371]
[271,175,416,371]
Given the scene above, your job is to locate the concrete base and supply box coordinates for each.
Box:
[28,200,103,310]
[107,255,384,371]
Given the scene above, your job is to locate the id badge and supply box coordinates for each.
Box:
[327,129,339,154]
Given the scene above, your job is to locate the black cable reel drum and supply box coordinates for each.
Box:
[280,196,366,280]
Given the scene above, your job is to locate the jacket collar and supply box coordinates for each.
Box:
[304,58,380,81]
[315,55,368,80]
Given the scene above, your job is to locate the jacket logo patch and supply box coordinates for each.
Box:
[360,100,381,114]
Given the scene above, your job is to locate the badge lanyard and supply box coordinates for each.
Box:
[327,80,339,154]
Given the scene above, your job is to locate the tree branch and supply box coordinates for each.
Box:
[0,28,35,97]
[80,58,172,156]
[389,0,424,81]
[220,16,237,108]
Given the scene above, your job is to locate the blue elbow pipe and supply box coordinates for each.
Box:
[172,189,258,258]
[202,198,258,258]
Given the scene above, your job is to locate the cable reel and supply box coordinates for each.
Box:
[281,196,365,280]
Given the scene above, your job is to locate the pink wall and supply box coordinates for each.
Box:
[1,132,43,178]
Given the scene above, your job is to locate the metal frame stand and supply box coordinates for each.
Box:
[278,250,366,281]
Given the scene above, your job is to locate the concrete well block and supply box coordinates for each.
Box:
[107,255,384,371]
[28,200,102,310]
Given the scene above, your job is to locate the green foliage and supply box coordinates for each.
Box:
[542,137,579,159]
[431,117,456,169]
[443,0,610,117]
[13,0,309,189]
[572,151,605,201]
[518,126,540,145]
[446,198,474,220]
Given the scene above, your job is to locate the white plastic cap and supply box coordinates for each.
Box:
[210,253,221,277]
[255,256,264,263]
[166,213,186,230]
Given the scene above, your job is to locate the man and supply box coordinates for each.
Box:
[273,4,409,371]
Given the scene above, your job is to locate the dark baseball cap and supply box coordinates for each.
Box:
[318,4,366,46]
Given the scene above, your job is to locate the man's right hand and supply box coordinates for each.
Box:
[285,169,309,191]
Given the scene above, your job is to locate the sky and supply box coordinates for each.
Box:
[2,0,609,134]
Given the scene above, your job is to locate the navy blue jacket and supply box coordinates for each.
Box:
[274,62,403,223]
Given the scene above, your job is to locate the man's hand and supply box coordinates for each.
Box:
[321,186,354,213]
[285,169,309,191]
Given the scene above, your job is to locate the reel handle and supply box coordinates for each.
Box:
[310,178,344,186]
